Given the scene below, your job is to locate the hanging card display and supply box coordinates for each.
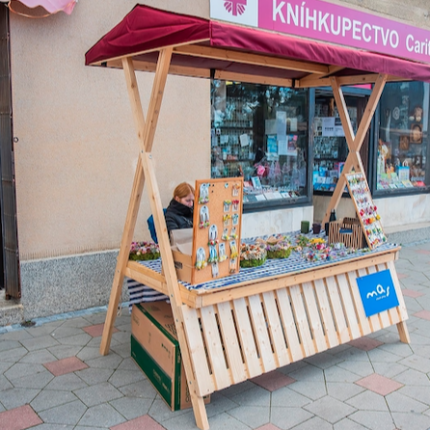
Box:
[345,173,387,249]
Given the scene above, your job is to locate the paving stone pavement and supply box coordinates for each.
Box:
[1,241,430,430]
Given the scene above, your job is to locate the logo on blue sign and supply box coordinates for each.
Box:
[356,269,399,317]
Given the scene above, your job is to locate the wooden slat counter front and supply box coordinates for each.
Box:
[126,244,409,400]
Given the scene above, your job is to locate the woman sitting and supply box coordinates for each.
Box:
[165,182,195,236]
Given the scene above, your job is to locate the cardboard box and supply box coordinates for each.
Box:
[131,301,209,410]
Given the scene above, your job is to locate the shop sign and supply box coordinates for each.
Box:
[210,0,430,64]
[356,269,399,317]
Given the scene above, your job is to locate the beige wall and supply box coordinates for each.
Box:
[9,0,430,261]
[10,0,210,260]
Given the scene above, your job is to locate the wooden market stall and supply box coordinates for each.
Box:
[85,5,430,429]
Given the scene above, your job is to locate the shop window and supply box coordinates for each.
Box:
[211,80,309,210]
[312,89,371,193]
[377,81,430,192]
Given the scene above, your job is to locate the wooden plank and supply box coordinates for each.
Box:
[367,265,391,329]
[336,274,361,340]
[289,285,315,358]
[299,65,345,83]
[357,268,381,332]
[199,306,231,391]
[232,297,262,377]
[181,306,215,396]
[325,276,350,343]
[276,288,304,363]
[301,282,327,353]
[313,279,339,349]
[297,73,405,88]
[174,44,329,74]
[191,248,399,308]
[261,291,290,367]
[346,269,371,336]
[376,263,401,326]
[247,295,276,373]
[216,301,247,384]
[215,70,292,88]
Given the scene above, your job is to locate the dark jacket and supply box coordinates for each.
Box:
[165,199,194,235]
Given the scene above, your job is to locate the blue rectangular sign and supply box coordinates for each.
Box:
[356,270,399,318]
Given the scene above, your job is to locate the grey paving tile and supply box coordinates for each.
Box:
[45,373,88,391]
[25,321,64,337]
[348,411,396,430]
[18,349,58,364]
[303,351,344,369]
[60,316,95,329]
[288,381,327,401]
[288,364,325,382]
[392,412,430,430]
[108,368,144,388]
[4,362,46,381]
[109,396,153,420]
[76,368,114,385]
[398,385,430,405]
[165,410,250,430]
[30,389,78,412]
[205,391,238,417]
[336,358,374,377]
[270,406,314,430]
[110,342,132,358]
[228,385,271,407]
[118,378,158,399]
[12,369,54,389]
[333,418,369,429]
[84,352,123,369]
[290,415,333,430]
[345,391,389,411]
[50,326,86,339]
[396,368,430,386]
[0,387,40,409]
[57,333,92,346]
[219,380,255,399]
[149,398,190,424]
[398,354,430,373]
[47,344,82,360]
[304,395,356,423]
[0,339,21,352]
[29,424,74,430]
[324,365,361,383]
[227,405,269,428]
[370,361,408,379]
[0,346,28,362]
[0,329,33,342]
[271,386,311,407]
[20,335,61,351]
[326,382,365,401]
[386,391,428,413]
[77,403,126,428]
[87,337,105,348]
[111,331,131,345]
[74,382,123,407]
[0,374,13,390]
[76,346,103,362]
[0,360,13,374]
[38,399,87,425]
[117,357,139,371]
[367,347,403,363]
[333,347,370,362]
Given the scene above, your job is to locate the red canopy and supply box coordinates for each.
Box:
[85,4,430,85]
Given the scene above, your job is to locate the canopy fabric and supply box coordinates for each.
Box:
[8,0,76,17]
[85,4,430,85]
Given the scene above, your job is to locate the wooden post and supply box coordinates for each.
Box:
[322,74,387,226]
[117,51,210,430]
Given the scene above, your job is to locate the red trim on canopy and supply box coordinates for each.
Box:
[85,4,430,84]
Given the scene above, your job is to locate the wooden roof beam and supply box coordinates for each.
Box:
[296,73,409,88]
[299,65,345,83]
[174,44,329,75]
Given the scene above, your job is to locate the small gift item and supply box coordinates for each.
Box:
[208,244,218,263]
[224,200,232,212]
[199,205,210,229]
[301,220,310,234]
[195,247,208,270]
[211,262,219,278]
[264,235,292,259]
[232,199,240,211]
[209,224,218,241]
[232,213,239,226]
[232,183,240,197]
[223,214,231,226]
[229,240,238,259]
[198,183,210,204]
[230,227,238,239]
[240,242,267,268]
[129,241,160,261]
[222,227,230,241]
[219,243,227,262]
[229,257,237,273]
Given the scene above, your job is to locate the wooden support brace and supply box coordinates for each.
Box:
[322,74,387,226]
